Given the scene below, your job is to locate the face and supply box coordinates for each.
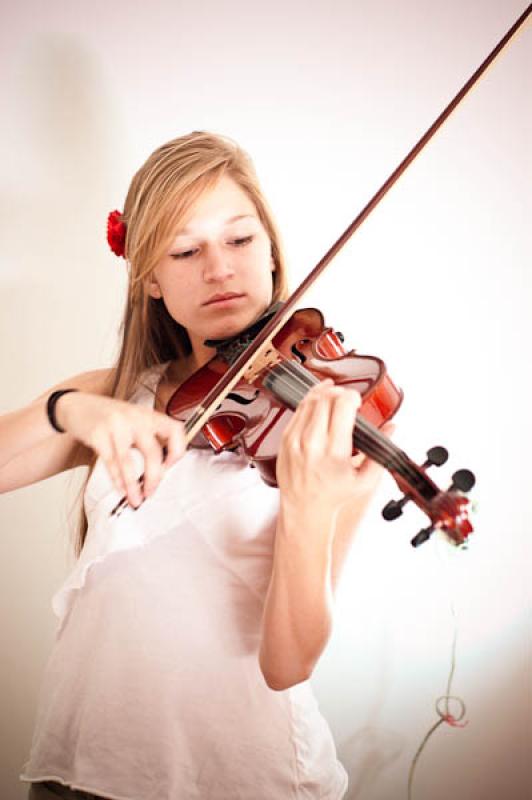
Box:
[148,175,275,364]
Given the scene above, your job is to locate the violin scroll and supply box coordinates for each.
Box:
[381,446,476,548]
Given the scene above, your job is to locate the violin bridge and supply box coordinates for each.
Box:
[242,345,282,384]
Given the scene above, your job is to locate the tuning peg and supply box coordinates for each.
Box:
[383,447,448,521]
[382,495,410,520]
[411,525,435,548]
[449,469,476,493]
[422,446,448,468]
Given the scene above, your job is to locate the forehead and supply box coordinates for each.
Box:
[176,175,258,236]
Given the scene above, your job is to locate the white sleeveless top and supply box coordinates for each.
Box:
[20,364,348,800]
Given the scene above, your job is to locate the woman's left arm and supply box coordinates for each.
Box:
[258,380,392,691]
[258,500,336,691]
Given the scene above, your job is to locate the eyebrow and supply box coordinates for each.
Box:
[175,214,257,236]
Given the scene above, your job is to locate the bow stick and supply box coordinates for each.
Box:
[182,4,531,445]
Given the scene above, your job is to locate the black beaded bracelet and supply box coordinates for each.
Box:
[46,388,79,433]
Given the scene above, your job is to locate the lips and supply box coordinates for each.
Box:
[203,292,245,306]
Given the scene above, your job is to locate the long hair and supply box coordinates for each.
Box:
[72,131,289,556]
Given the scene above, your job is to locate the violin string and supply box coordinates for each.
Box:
[265,359,427,486]
[182,355,429,489]
[182,356,429,490]
[267,359,407,471]
[285,360,434,489]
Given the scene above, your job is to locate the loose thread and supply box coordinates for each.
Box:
[407,589,468,799]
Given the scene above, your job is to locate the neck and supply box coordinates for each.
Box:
[166,344,216,386]
[190,344,217,371]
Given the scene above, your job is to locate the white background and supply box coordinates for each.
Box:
[0,1,530,799]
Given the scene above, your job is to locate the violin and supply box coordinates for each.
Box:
[110,6,532,540]
[112,303,475,548]
[171,306,475,548]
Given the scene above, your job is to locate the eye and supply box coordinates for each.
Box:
[230,235,254,247]
[170,248,198,260]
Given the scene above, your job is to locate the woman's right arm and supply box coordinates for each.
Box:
[0,369,115,494]
[0,369,186,506]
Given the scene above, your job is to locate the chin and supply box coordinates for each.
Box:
[213,303,265,336]
[207,319,247,341]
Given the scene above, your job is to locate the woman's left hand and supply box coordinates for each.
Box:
[276,379,392,519]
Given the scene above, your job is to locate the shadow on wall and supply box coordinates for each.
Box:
[20,35,115,176]
[0,35,124,800]
[0,33,125,397]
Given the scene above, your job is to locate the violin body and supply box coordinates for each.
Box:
[166,308,403,487]
[162,306,474,547]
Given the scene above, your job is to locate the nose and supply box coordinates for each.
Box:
[202,244,235,283]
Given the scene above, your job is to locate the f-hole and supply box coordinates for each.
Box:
[215,389,260,410]
[291,339,310,363]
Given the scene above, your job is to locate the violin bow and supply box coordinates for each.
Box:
[182,4,531,444]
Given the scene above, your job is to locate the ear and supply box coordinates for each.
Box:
[147,273,163,299]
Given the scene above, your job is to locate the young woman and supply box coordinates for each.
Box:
[2,131,390,800]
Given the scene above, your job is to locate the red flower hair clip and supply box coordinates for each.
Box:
[107,210,127,258]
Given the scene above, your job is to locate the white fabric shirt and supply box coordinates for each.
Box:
[20,364,348,800]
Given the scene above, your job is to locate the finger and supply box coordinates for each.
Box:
[299,393,334,459]
[134,434,166,498]
[327,388,361,459]
[380,421,396,439]
[282,380,333,447]
[155,417,187,467]
[95,434,129,497]
[111,428,144,507]
[283,380,332,449]
[351,452,366,469]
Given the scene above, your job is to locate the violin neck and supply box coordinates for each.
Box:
[352,422,399,472]
[353,420,438,502]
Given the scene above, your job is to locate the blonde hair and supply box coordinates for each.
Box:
[72,131,289,556]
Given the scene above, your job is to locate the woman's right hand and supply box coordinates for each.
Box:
[57,391,187,507]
